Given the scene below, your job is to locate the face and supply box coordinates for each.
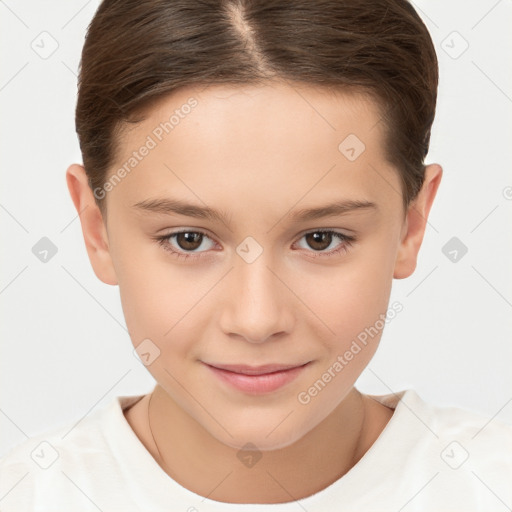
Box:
[69,82,440,451]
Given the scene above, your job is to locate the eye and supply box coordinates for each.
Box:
[153,229,216,260]
[294,230,356,258]
[153,228,356,261]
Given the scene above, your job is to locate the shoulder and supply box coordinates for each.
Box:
[0,395,143,511]
[394,389,512,444]
[0,396,121,468]
[372,388,512,442]
[367,389,512,507]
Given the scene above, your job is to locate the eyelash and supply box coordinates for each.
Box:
[153,229,356,261]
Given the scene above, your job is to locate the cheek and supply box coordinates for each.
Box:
[114,252,172,343]
[294,242,394,379]
[300,255,392,337]
[116,252,216,369]
[292,266,390,415]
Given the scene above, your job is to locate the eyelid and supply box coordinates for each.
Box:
[166,228,217,249]
[154,227,356,260]
[295,226,355,239]
[292,229,356,257]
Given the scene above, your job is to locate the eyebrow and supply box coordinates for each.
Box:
[132,197,378,225]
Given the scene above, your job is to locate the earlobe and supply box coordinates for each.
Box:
[65,163,118,286]
[393,164,443,279]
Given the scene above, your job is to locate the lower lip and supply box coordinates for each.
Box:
[204,363,310,395]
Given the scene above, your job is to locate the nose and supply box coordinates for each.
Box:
[218,251,295,344]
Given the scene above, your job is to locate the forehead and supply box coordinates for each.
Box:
[128,81,383,146]
[108,82,398,215]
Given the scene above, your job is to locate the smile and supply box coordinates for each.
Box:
[202,361,311,394]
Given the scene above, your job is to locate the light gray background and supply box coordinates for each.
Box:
[1,0,511,458]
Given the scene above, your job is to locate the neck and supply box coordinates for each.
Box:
[136,384,391,504]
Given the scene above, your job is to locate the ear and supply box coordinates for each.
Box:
[65,163,118,285]
[393,163,443,279]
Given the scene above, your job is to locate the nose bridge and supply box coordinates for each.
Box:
[219,242,293,343]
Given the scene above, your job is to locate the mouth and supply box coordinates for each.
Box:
[202,361,312,394]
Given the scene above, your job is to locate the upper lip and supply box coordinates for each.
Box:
[204,362,310,375]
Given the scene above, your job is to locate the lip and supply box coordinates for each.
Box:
[203,361,311,394]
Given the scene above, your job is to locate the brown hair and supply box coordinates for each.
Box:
[75,0,438,216]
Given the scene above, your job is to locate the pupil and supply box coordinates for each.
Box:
[178,232,202,250]
[308,232,331,250]
[175,232,333,252]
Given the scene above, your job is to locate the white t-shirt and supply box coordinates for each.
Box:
[1,389,511,511]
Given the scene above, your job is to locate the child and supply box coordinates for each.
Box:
[1,0,510,510]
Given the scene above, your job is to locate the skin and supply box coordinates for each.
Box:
[66,81,442,504]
